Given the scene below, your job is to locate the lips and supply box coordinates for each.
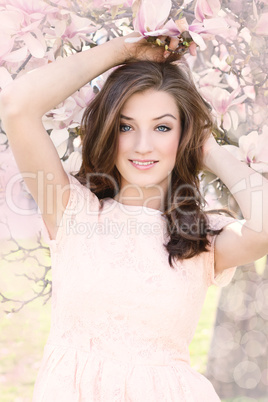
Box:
[129,159,159,170]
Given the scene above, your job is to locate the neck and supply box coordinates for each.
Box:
[114,182,169,212]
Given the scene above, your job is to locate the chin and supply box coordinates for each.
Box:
[124,174,167,189]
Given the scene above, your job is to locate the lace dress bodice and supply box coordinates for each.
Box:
[32,172,237,402]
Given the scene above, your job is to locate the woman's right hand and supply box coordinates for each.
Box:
[116,32,181,64]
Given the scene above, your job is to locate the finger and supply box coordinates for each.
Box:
[189,42,197,57]
[169,36,180,51]
[155,36,166,47]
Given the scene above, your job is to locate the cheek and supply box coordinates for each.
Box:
[116,137,130,168]
[161,135,180,159]
[117,137,130,157]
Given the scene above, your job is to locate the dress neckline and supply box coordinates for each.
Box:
[106,197,164,216]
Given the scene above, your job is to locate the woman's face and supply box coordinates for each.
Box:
[115,89,181,196]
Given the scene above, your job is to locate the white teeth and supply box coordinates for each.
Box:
[132,161,155,166]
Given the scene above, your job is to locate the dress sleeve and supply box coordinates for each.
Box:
[206,213,238,288]
[38,172,99,251]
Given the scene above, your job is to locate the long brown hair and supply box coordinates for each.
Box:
[75,60,225,267]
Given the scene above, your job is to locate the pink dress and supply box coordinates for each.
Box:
[33,172,237,402]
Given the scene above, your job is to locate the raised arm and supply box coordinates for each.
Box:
[202,135,268,274]
[0,32,170,240]
[0,37,131,240]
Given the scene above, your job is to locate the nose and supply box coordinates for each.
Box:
[134,130,154,155]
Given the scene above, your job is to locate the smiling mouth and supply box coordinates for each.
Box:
[129,160,159,166]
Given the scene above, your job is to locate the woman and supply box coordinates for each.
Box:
[0,33,267,401]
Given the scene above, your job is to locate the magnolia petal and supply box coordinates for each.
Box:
[42,117,60,131]
[252,0,258,20]
[175,17,189,33]
[250,162,268,173]
[191,17,228,37]
[0,11,23,35]
[222,112,232,131]
[162,19,181,36]
[255,13,268,36]
[188,30,206,50]
[144,0,172,31]
[202,17,229,35]
[199,86,214,104]
[0,67,13,89]
[229,110,239,130]
[195,0,214,22]
[0,35,14,59]
[257,132,268,163]
[134,0,171,34]
[67,36,83,50]
[20,20,41,33]
[206,87,231,114]
[56,139,69,159]
[53,19,67,38]
[230,94,248,107]
[68,122,80,129]
[3,45,28,62]
[50,128,69,148]
[22,32,46,58]
[143,28,171,37]
[239,131,258,162]
[133,0,146,33]
[228,85,241,101]
[63,151,82,174]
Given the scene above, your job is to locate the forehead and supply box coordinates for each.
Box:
[121,89,179,117]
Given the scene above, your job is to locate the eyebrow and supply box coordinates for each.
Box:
[120,113,177,121]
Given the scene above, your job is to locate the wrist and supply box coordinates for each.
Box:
[202,135,222,172]
[108,36,129,65]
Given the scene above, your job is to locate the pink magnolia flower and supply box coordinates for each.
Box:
[189,17,230,43]
[6,0,56,21]
[194,0,221,22]
[43,85,94,132]
[130,0,201,53]
[175,17,189,33]
[223,127,268,173]
[198,68,222,88]
[43,97,78,131]
[62,13,99,48]
[200,86,247,130]
[129,0,229,54]
[0,10,46,58]
[47,12,99,49]
[131,0,185,38]
[254,13,268,36]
